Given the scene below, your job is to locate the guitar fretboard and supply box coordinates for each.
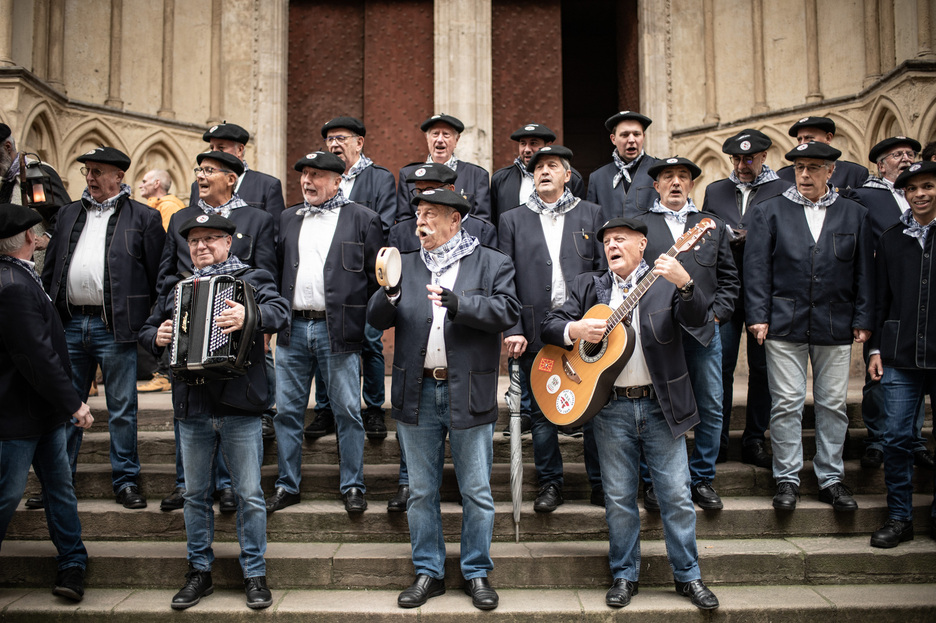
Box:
[602,245,680,338]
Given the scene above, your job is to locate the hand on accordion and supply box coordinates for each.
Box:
[216,299,246,334]
[156,319,174,347]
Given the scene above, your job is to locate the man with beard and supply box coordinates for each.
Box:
[586,111,659,221]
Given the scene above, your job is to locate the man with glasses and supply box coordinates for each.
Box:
[41,146,164,510]
[849,136,934,472]
[702,129,791,469]
[745,141,874,513]
[155,150,277,513]
[777,116,869,190]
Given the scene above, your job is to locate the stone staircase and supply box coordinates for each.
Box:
[2,375,935,622]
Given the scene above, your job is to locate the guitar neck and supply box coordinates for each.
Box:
[604,245,680,335]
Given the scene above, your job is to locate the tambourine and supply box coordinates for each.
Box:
[375,246,401,289]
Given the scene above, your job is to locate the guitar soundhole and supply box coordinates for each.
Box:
[579,338,607,363]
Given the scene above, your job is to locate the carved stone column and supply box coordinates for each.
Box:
[48,0,66,92]
[433,0,493,173]
[918,0,935,59]
[158,0,175,119]
[0,0,14,66]
[32,0,50,78]
[864,0,882,86]
[805,0,823,103]
[638,0,671,157]
[880,0,896,72]
[752,0,768,114]
[702,0,719,124]
[255,0,288,184]
[105,0,124,108]
[207,0,223,124]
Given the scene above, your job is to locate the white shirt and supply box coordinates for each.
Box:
[424,262,460,369]
[881,176,911,215]
[739,186,753,215]
[339,158,358,199]
[519,175,535,206]
[803,200,827,242]
[538,204,567,309]
[66,205,114,306]
[292,207,341,310]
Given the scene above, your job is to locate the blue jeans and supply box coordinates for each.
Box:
[275,317,365,494]
[171,418,232,491]
[861,343,927,453]
[178,413,267,577]
[0,424,88,571]
[314,322,385,411]
[881,368,936,521]
[592,394,700,583]
[765,341,850,488]
[719,314,771,450]
[396,380,495,580]
[684,325,723,485]
[63,314,140,494]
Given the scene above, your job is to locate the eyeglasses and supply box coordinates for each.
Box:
[193,166,233,176]
[325,135,356,145]
[883,150,917,161]
[729,156,756,165]
[80,166,110,178]
[794,163,829,173]
[187,234,227,247]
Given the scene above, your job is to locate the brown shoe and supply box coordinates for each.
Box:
[137,372,171,392]
[88,380,98,397]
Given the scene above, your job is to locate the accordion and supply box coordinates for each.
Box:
[169,274,258,384]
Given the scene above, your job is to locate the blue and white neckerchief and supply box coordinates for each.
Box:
[192,254,250,278]
[863,175,903,195]
[3,152,21,182]
[612,150,643,188]
[900,210,935,246]
[729,164,780,191]
[297,188,350,216]
[648,197,699,224]
[525,188,580,221]
[0,255,44,290]
[612,258,651,296]
[343,153,373,182]
[82,182,131,213]
[514,156,534,181]
[782,184,839,210]
[427,153,459,173]
[241,160,251,173]
[420,229,479,284]
[198,193,248,218]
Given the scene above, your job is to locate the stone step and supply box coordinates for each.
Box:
[6,494,933,544]
[2,536,935,590]
[2,584,934,621]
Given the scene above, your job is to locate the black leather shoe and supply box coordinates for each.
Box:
[116,485,147,509]
[265,487,300,513]
[818,482,858,511]
[533,482,563,513]
[464,577,498,610]
[25,495,44,509]
[590,484,606,507]
[643,484,660,512]
[675,578,718,610]
[861,447,884,468]
[244,575,272,609]
[52,566,85,602]
[219,488,236,513]
[387,485,410,512]
[343,487,367,513]
[691,481,724,510]
[773,482,799,511]
[364,407,388,440]
[261,411,275,440]
[605,578,638,607]
[914,450,935,471]
[742,441,772,469]
[160,487,186,512]
[171,567,213,610]
[871,518,914,548]
[304,409,335,440]
[398,574,445,608]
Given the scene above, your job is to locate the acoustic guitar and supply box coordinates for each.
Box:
[530,218,716,426]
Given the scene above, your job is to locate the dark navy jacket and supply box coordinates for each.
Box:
[778,159,869,191]
[189,169,285,237]
[396,160,491,222]
[743,191,874,345]
[847,185,904,248]
[388,214,497,252]
[277,201,382,352]
[346,163,397,237]
[490,162,585,226]
[42,196,165,343]
[586,154,660,222]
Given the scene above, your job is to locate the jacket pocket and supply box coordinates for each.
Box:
[126,295,150,332]
[666,372,696,424]
[468,369,497,414]
[341,241,364,272]
[124,228,142,258]
[881,319,900,362]
[572,231,596,261]
[342,304,366,343]
[769,296,795,337]
[647,307,674,344]
[833,233,856,262]
[829,301,855,341]
[692,234,717,267]
[234,232,255,262]
[391,364,406,410]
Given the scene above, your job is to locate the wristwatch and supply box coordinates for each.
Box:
[678,278,695,296]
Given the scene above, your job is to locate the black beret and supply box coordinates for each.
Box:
[604,110,653,133]
[784,141,842,162]
[0,123,10,143]
[597,217,648,241]
[405,162,457,185]
[722,129,772,155]
[420,114,465,133]
[788,116,836,137]
[76,146,131,171]
[321,116,366,138]
[178,213,237,239]
[647,156,702,180]
[293,150,345,174]
[196,151,245,177]
[509,123,556,142]
[894,161,936,189]
[868,136,922,164]
[410,187,471,216]
[202,122,250,144]
[526,145,574,173]
[0,204,42,239]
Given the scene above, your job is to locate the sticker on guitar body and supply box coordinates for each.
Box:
[538,358,554,372]
[546,374,561,394]
[556,389,575,414]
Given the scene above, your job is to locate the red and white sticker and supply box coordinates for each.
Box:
[556,389,575,414]
[538,358,554,372]
[546,374,561,394]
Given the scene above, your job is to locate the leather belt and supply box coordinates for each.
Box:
[613,384,655,400]
[293,309,326,320]
[423,367,448,380]
[74,305,104,316]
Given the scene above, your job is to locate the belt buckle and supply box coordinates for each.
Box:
[431,367,446,380]
[624,386,644,399]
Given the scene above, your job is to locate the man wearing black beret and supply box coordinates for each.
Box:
[777,116,869,190]
[396,113,492,223]
[0,204,94,603]
[490,123,584,225]
[268,150,382,515]
[586,111,660,222]
[702,129,791,469]
[745,141,873,514]
[42,146,165,511]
